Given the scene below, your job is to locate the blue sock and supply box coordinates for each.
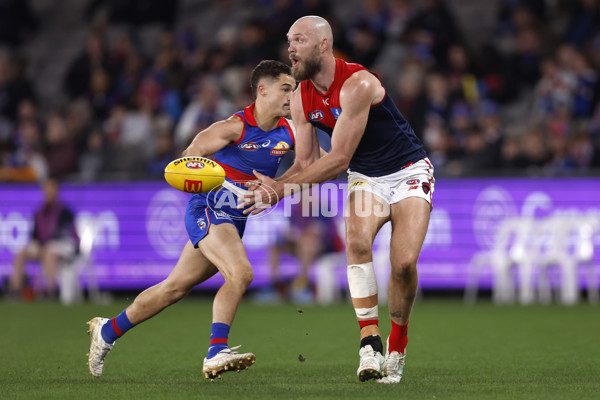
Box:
[101,311,134,344]
[207,322,230,359]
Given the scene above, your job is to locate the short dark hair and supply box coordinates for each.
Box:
[250,60,292,99]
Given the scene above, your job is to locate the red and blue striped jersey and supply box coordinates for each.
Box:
[300,58,427,177]
[214,103,295,183]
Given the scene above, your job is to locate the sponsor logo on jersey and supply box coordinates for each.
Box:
[185,160,205,169]
[197,217,207,230]
[270,141,290,156]
[309,110,325,121]
[406,179,420,185]
[350,180,367,190]
[184,179,203,193]
[240,142,259,151]
[330,107,341,119]
[261,140,271,147]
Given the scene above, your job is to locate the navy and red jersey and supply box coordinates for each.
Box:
[300,58,427,177]
[214,102,295,183]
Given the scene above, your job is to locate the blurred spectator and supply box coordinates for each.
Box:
[146,120,176,177]
[44,112,79,179]
[231,19,278,67]
[500,134,528,169]
[102,102,155,175]
[79,126,106,181]
[0,53,36,122]
[7,178,79,301]
[422,115,453,171]
[460,124,502,172]
[393,59,425,124]
[386,0,416,40]
[175,77,235,151]
[412,71,454,143]
[64,32,113,100]
[512,27,543,88]
[445,44,479,103]
[449,101,473,147]
[568,129,596,169]
[0,0,38,48]
[112,51,146,106]
[353,0,390,38]
[85,0,178,28]
[571,50,598,118]
[520,124,551,168]
[259,194,344,304]
[1,117,47,182]
[532,57,576,117]
[403,0,461,66]
[186,0,252,50]
[0,0,597,179]
[562,0,600,48]
[87,68,116,121]
[346,22,383,67]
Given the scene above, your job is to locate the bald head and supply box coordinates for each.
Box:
[288,15,334,53]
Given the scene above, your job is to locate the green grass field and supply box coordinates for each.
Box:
[1,296,599,399]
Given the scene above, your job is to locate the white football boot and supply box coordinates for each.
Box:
[377,337,406,384]
[202,345,256,381]
[356,344,385,382]
[86,317,114,377]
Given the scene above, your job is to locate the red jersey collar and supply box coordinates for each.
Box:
[243,103,259,126]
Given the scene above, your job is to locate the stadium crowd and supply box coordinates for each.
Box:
[0,0,599,182]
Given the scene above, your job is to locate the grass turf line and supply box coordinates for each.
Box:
[1,298,599,399]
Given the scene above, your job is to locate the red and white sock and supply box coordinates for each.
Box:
[388,320,408,354]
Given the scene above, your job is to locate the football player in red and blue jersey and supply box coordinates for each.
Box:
[243,16,435,384]
[86,60,296,381]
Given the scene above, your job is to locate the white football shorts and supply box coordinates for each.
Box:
[347,158,435,205]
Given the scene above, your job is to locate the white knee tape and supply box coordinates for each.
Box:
[355,305,379,320]
[347,262,378,298]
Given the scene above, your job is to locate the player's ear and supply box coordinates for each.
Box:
[258,83,267,97]
[320,38,328,53]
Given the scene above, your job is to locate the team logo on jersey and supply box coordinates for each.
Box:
[184,179,203,193]
[270,141,290,156]
[196,217,207,230]
[330,107,341,120]
[406,179,420,185]
[185,160,205,169]
[309,110,325,121]
[239,142,259,151]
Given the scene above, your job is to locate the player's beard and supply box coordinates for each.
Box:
[292,45,322,81]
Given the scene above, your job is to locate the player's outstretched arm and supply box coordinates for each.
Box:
[239,72,379,213]
[282,71,377,185]
[182,116,244,158]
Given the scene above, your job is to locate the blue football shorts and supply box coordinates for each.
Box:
[184,184,248,248]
